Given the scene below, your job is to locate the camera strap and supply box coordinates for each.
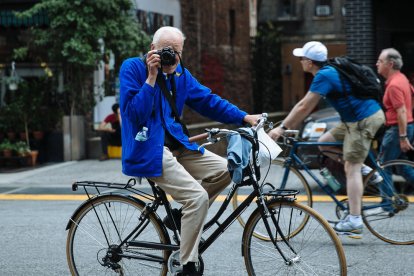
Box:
[156,74,190,136]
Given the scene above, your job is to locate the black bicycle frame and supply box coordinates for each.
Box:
[74,131,300,265]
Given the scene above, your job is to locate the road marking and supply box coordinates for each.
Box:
[0,194,357,202]
[1,194,412,203]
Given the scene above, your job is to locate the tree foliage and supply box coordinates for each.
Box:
[251,22,283,113]
[18,0,150,115]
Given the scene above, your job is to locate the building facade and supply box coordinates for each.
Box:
[259,0,414,111]
[179,0,254,123]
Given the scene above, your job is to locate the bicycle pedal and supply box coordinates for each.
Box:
[336,232,363,239]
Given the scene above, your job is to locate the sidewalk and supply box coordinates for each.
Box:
[0,159,132,188]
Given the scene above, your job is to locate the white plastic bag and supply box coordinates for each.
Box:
[257,128,282,166]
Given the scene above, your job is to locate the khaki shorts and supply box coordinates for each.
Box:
[329,110,385,163]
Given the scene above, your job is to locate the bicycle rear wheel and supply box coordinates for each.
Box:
[243,200,347,275]
[362,159,414,245]
[66,195,170,275]
[233,159,313,240]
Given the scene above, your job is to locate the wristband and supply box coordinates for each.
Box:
[280,123,288,131]
[399,135,407,140]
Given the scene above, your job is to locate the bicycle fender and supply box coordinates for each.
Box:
[240,206,261,256]
[65,193,147,230]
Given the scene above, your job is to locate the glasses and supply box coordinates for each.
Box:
[299,57,310,61]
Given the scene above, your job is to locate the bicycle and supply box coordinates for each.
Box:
[232,130,414,245]
[65,114,347,275]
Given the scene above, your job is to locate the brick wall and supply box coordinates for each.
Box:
[345,0,376,66]
[180,0,253,124]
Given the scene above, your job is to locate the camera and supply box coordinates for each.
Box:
[156,47,176,66]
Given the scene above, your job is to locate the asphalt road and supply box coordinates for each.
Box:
[0,160,413,275]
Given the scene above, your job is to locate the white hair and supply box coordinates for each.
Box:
[152,26,185,45]
[382,48,403,70]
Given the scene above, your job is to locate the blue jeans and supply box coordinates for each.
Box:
[380,124,414,193]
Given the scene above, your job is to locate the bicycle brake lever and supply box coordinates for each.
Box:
[198,137,221,150]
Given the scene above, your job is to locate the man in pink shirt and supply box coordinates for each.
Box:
[376,48,414,193]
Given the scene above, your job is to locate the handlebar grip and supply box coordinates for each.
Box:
[189,133,209,142]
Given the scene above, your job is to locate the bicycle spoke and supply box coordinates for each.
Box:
[362,160,414,245]
[67,195,169,276]
[243,201,346,276]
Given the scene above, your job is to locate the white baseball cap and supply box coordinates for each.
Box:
[293,41,328,62]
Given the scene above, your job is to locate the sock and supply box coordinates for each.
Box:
[348,214,362,226]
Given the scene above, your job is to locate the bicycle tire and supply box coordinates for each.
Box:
[242,200,347,276]
[66,194,170,275]
[232,159,313,240]
[362,159,414,245]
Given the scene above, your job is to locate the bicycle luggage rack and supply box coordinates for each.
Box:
[263,189,299,202]
[72,178,155,201]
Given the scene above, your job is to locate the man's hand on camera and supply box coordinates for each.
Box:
[145,50,161,87]
[243,114,261,126]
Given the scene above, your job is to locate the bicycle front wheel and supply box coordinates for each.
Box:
[362,159,414,245]
[233,159,313,240]
[66,195,170,275]
[243,200,347,276]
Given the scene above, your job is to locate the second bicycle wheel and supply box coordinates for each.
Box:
[233,159,313,240]
[243,200,347,276]
[66,195,171,275]
[362,159,414,245]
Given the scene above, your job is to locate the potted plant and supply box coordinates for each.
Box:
[14,141,31,157]
[5,75,23,91]
[3,62,23,91]
[0,139,15,158]
[14,140,38,166]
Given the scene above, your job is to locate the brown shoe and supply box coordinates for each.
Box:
[99,155,109,161]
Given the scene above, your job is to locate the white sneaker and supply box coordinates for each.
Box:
[333,215,363,239]
[361,166,383,184]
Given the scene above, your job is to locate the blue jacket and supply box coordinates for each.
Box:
[119,57,248,177]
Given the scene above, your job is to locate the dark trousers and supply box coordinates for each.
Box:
[100,131,121,154]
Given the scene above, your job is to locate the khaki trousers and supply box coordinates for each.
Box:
[149,146,231,265]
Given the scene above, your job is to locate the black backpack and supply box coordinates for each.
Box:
[327,56,383,101]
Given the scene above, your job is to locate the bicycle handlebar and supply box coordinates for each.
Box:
[277,130,301,147]
[188,113,271,150]
[284,130,300,136]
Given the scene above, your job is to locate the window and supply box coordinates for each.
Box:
[136,10,173,35]
[278,0,296,17]
[315,0,332,17]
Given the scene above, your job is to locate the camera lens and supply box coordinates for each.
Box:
[158,47,176,66]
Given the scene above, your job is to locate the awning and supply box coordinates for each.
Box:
[0,9,49,27]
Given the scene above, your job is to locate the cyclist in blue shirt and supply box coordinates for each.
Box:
[268,41,385,239]
[119,26,259,276]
